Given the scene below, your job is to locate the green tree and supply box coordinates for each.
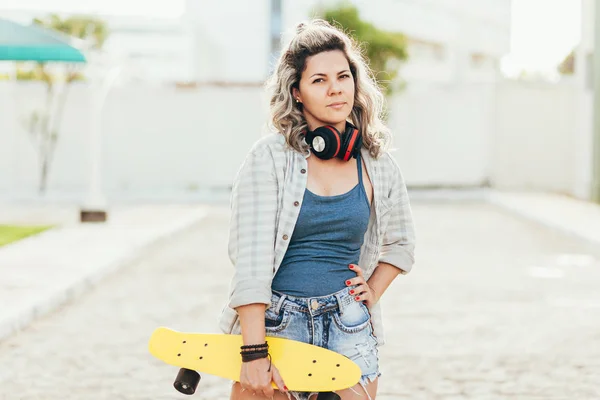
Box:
[30,14,108,85]
[19,14,108,194]
[33,14,108,50]
[318,3,408,95]
[557,49,575,75]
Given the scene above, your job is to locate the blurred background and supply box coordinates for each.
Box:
[1,1,600,399]
[0,0,594,203]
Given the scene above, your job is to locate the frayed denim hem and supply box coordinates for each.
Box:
[286,371,381,400]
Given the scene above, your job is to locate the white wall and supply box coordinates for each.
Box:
[491,81,579,195]
[185,0,272,83]
[103,19,196,83]
[388,83,495,187]
[571,0,595,200]
[0,82,269,200]
[0,79,588,202]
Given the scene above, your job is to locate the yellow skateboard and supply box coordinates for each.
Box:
[148,327,361,399]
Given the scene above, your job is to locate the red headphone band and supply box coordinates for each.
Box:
[324,125,341,158]
[343,128,359,161]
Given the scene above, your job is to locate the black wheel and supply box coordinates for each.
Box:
[173,368,201,395]
[316,392,341,400]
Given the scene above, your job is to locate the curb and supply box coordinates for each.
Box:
[0,209,207,343]
[488,192,600,247]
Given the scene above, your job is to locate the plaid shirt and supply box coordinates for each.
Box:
[218,133,416,346]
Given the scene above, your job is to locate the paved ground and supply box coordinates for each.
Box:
[0,202,599,400]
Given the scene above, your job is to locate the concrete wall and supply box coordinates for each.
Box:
[491,81,580,194]
[0,79,588,202]
[388,83,495,187]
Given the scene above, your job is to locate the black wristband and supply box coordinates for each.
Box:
[241,348,269,355]
[241,342,268,350]
[241,350,269,362]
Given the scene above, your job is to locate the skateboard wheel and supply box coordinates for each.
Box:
[316,392,341,400]
[173,368,201,395]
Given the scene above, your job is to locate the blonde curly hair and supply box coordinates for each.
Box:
[265,19,391,158]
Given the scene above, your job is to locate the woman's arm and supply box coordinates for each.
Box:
[227,143,279,313]
[350,156,416,306]
[229,142,287,396]
[366,261,402,304]
[236,304,267,345]
[378,154,416,274]
[349,262,401,308]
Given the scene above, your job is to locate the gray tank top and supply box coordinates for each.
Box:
[272,152,371,297]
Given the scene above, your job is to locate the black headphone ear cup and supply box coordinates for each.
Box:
[340,126,353,151]
[307,126,341,159]
[354,134,363,158]
[340,126,360,161]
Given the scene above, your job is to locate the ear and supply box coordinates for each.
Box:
[292,87,302,103]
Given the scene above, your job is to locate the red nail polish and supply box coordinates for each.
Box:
[346,280,351,286]
[284,386,289,391]
[350,290,354,294]
[349,265,354,269]
[355,296,360,301]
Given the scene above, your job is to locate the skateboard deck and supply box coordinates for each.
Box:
[148,327,362,392]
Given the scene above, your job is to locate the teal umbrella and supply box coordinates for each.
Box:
[0,18,86,62]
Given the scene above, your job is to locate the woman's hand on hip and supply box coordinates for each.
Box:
[346,264,379,309]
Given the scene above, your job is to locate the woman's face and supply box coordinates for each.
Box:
[293,49,355,134]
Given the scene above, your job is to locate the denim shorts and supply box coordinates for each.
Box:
[265,286,381,400]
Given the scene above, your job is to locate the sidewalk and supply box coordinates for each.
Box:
[1,190,599,344]
[0,204,208,342]
[489,191,600,246]
[409,188,600,247]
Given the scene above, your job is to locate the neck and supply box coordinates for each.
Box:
[306,120,347,133]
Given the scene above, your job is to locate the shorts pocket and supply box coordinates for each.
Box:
[333,299,371,334]
[265,303,290,333]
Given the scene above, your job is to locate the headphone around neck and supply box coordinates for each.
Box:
[304,122,362,161]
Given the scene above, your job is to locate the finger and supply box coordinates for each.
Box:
[349,284,368,297]
[345,277,366,288]
[271,366,288,393]
[240,381,252,392]
[261,376,275,398]
[352,288,373,302]
[262,385,275,398]
[349,263,363,276]
[250,378,264,393]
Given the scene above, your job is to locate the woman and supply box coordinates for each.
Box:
[219,19,416,400]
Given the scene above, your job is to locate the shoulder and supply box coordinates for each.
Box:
[237,133,291,177]
[364,147,402,177]
[248,133,287,156]
[245,133,301,173]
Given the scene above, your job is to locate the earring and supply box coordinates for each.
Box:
[296,99,301,103]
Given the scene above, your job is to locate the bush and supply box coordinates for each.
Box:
[319,3,409,95]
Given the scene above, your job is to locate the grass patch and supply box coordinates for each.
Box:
[0,225,54,247]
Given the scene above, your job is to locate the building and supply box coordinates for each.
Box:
[1,0,511,85]
[185,0,512,85]
[101,15,194,84]
[0,8,194,84]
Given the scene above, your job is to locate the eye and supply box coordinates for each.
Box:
[340,74,351,79]
[312,78,324,84]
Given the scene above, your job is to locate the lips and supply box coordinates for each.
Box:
[327,102,346,108]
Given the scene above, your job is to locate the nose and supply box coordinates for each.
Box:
[328,80,342,96]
